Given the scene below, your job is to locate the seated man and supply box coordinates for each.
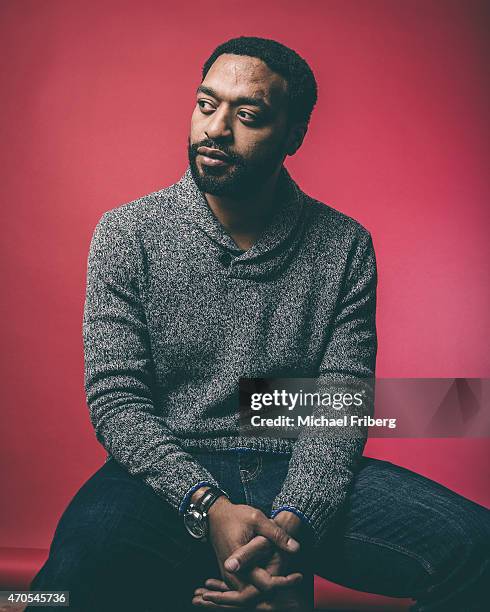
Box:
[28,36,490,611]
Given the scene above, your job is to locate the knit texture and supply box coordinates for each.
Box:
[83,166,377,547]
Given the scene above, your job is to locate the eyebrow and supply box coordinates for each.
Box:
[196,85,271,113]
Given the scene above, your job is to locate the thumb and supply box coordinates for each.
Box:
[254,515,300,553]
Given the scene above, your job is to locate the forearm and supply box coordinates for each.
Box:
[84,211,220,513]
[271,433,367,545]
[271,229,377,546]
[88,401,221,512]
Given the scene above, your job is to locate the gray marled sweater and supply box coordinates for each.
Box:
[83,166,377,546]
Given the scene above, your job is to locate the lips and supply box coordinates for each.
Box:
[197,146,230,160]
[197,146,232,167]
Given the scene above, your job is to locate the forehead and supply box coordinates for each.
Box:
[202,53,288,107]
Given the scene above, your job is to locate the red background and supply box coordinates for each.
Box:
[1,0,489,553]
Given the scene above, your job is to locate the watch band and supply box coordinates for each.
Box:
[198,489,219,511]
[197,486,228,514]
[183,485,229,542]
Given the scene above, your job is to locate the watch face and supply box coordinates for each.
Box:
[184,508,207,539]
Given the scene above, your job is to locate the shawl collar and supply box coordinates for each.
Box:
[170,165,309,281]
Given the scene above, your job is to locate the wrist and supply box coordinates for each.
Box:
[273,510,302,534]
[191,486,231,515]
[207,492,232,520]
[191,485,211,505]
[273,510,312,546]
[183,485,231,541]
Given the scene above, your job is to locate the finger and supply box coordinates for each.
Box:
[202,584,260,606]
[247,566,303,593]
[192,594,217,607]
[192,594,240,609]
[224,535,272,572]
[205,578,230,591]
[253,516,300,553]
[195,581,228,593]
[221,569,247,592]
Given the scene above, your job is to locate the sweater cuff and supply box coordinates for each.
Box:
[270,505,312,529]
[271,492,336,547]
[270,505,315,543]
[179,480,217,515]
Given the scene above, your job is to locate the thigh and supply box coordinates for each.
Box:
[312,457,490,600]
[29,457,218,611]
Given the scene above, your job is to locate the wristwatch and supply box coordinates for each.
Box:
[183,485,229,542]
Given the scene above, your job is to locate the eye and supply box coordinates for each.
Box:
[197,99,215,113]
[238,109,257,122]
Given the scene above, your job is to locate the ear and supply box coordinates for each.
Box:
[285,123,308,156]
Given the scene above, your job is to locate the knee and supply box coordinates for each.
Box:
[423,506,490,596]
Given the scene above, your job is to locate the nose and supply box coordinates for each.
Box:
[204,106,232,141]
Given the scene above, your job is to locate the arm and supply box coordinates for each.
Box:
[270,228,378,547]
[83,211,221,514]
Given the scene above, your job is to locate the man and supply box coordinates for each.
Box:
[28,36,489,612]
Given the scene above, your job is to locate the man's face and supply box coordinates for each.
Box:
[188,53,291,199]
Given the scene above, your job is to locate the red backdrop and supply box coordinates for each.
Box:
[1,0,489,550]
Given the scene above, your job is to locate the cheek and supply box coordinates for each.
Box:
[190,107,203,141]
[235,125,268,149]
[240,130,286,160]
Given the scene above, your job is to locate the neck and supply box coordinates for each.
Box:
[204,166,283,250]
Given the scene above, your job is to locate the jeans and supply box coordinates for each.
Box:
[26,450,490,611]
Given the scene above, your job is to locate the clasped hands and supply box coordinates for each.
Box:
[191,495,312,610]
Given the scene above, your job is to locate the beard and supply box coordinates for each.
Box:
[187,136,286,199]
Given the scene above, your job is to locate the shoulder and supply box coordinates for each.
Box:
[301,190,374,265]
[306,194,371,242]
[91,178,181,240]
[299,197,377,296]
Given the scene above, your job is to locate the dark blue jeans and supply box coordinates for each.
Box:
[27,450,490,611]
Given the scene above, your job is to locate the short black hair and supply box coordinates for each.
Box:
[202,36,318,126]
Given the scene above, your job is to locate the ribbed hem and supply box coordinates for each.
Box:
[179,480,216,515]
[179,435,295,454]
[145,458,220,515]
[270,505,312,527]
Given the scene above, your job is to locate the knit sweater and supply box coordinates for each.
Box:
[82,165,378,547]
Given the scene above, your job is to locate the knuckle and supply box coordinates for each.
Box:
[250,508,261,523]
[273,525,286,543]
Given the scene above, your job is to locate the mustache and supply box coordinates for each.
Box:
[189,138,244,165]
